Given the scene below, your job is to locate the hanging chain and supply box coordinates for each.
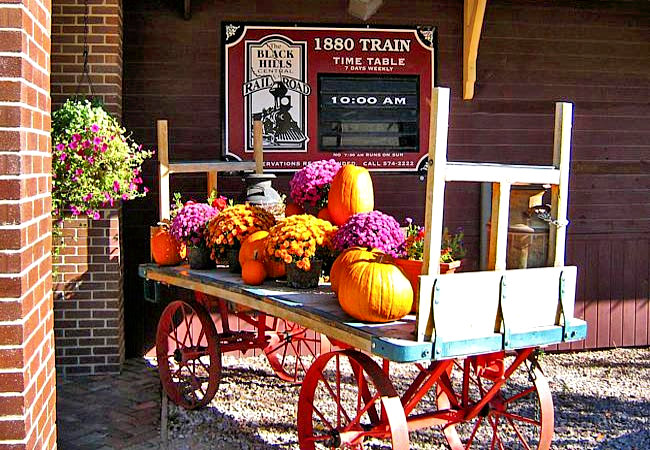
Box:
[530,205,569,228]
[75,0,95,97]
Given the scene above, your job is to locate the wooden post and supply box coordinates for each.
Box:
[207,171,218,197]
[253,113,264,174]
[416,87,450,341]
[463,0,487,100]
[487,181,511,270]
[548,102,573,266]
[157,120,170,221]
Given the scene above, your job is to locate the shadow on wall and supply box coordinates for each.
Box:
[52,208,125,376]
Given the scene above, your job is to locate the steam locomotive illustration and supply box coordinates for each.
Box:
[256,81,306,146]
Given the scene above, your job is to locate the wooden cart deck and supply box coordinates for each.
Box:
[139,263,587,363]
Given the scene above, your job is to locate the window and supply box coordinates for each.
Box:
[318,74,420,152]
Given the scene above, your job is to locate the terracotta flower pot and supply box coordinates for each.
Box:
[394,258,461,312]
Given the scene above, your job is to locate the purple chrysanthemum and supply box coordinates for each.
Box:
[289,159,342,208]
[332,210,405,257]
[170,202,220,246]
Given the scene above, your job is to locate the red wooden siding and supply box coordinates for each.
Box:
[121,0,650,356]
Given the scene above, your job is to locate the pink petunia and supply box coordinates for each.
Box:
[55,143,65,151]
[90,124,100,133]
[68,141,78,150]
[59,153,67,161]
[82,139,91,149]
[83,193,93,201]
[113,180,120,192]
[72,133,82,142]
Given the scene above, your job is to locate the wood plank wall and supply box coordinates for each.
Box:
[121,0,650,356]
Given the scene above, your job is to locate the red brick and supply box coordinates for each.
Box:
[0,396,24,416]
[0,419,26,441]
[0,372,24,394]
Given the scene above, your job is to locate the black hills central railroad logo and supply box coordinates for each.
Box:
[244,35,310,151]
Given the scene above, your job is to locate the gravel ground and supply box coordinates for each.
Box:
[164,347,649,449]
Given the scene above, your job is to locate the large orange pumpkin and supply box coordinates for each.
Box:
[337,253,413,323]
[327,165,374,226]
[330,247,381,294]
[317,207,332,223]
[239,231,269,267]
[150,226,183,266]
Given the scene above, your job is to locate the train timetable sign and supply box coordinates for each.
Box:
[223,23,437,172]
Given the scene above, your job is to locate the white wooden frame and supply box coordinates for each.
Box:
[415,88,574,341]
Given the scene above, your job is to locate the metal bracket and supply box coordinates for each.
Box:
[431,280,444,358]
[499,275,512,350]
[144,279,162,304]
[557,271,575,341]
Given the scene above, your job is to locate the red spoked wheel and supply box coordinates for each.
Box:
[437,351,554,449]
[298,349,409,449]
[156,299,222,410]
[264,319,323,383]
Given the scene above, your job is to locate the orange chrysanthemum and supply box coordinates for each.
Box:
[205,203,275,260]
[264,214,336,272]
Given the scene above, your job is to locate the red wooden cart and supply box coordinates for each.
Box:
[140,88,586,448]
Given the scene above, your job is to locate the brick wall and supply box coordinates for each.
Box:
[53,207,124,376]
[50,0,126,375]
[51,0,123,119]
[0,1,56,449]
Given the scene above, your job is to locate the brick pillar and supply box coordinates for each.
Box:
[0,1,56,449]
[51,0,123,119]
[53,207,124,376]
[50,0,126,375]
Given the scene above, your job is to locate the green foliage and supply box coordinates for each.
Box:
[51,99,153,219]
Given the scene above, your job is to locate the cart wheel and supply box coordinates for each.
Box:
[437,352,553,449]
[263,319,322,383]
[298,349,409,449]
[156,299,222,410]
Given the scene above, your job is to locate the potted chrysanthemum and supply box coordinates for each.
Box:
[288,159,341,217]
[204,204,276,272]
[170,201,221,269]
[331,210,405,257]
[265,215,337,288]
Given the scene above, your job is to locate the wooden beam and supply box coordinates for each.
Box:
[463,0,487,100]
[183,0,191,20]
[416,87,450,341]
[548,102,573,267]
[157,120,170,221]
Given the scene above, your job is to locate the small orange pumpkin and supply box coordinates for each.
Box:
[330,247,381,294]
[241,260,267,285]
[338,252,413,323]
[285,202,304,217]
[151,226,183,266]
[239,230,269,267]
[327,165,374,226]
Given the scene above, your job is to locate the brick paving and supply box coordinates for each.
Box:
[57,359,162,450]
